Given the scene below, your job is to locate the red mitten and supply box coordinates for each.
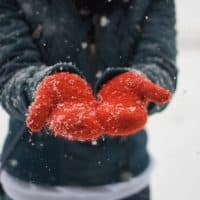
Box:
[26,72,103,141]
[96,71,172,136]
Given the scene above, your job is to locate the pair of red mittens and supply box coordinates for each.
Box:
[26,71,171,141]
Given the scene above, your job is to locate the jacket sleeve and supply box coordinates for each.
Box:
[130,0,178,114]
[95,0,178,115]
[0,0,83,120]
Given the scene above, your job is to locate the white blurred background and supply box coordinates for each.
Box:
[0,0,200,199]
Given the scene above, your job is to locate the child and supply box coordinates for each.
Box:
[0,0,177,199]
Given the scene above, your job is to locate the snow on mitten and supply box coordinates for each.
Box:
[26,72,103,141]
[96,71,172,136]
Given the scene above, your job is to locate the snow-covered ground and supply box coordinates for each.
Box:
[0,0,200,199]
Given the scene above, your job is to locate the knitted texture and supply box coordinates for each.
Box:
[26,72,103,141]
[96,71,172,136]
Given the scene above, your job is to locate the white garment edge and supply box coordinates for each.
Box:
[0,157,154,200]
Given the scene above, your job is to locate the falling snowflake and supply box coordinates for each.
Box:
[96,70,103,78]
[9,159,18,167]
[91,140,98,145]
[100,16,110,27]
[81,42,88,49]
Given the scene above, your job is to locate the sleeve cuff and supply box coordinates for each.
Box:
[94,67,135,94]
[27,62,84,104]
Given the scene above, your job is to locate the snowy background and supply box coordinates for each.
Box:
[0,0,200,199]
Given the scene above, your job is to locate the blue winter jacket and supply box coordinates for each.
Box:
[0,0,177,186]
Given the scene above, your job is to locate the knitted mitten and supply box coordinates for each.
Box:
[96,71,172,136]
[26,72,103,141]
